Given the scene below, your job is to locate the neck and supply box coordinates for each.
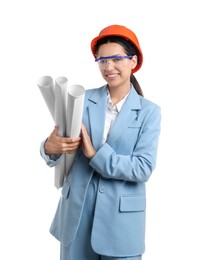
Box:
[108,84,131,105]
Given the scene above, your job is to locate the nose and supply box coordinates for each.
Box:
[105,60,114,68]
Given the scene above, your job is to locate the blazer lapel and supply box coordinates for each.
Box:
[106,87,142,146]
[88,86,108,150]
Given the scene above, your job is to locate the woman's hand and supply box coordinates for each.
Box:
[44,126,81,155]
[81,124,96,159]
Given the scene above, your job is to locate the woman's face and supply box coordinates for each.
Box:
[96,42,137,88]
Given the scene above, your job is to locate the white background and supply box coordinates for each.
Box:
[0,0,212,259]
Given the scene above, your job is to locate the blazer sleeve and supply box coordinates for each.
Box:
[89,105,161,182]
[40,139,61,167]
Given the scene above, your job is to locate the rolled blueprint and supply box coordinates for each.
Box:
[37,76,55,120]
[37,76,85,189]
[65,84,85,177]
[54,76,68,189]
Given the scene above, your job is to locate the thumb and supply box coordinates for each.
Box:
[51,126,59,136]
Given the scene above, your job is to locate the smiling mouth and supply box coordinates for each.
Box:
[106,73,119,79]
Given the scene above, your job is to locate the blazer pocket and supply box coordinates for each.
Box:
[61,180,70,199]
[119,195,146,212]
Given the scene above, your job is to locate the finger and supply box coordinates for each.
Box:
[69,137,81,143]
[62,139,81,149]
[51,126,59,136]
[60,136,81,144]
[81,124,88,139]
[81,123,86,134]
[67,149,78,154]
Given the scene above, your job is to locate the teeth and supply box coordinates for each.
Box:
[108,74,117,78]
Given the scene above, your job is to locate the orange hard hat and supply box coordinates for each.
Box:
[91,24,143,73]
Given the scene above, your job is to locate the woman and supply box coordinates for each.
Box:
[40,24,161,260]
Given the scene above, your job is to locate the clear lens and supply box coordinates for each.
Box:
[95,55,133,68]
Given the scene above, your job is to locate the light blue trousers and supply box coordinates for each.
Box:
[60,174,142,260]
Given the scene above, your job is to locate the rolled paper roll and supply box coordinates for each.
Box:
[38,75,85,189]
[37,76,55,120]
[65,84,85,177]
[54,76,68,189]
[66,84,85,137]
[54,76,68,136]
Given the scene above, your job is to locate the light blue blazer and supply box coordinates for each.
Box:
[40,85,161,257]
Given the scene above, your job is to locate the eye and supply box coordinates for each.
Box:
[113,58,122,63]
[99,60,107,65]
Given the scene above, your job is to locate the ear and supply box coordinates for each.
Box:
[131,55,138,70]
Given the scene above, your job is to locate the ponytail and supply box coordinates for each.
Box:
[130,74,144,97]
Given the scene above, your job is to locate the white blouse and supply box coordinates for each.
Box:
[102,91,130,144]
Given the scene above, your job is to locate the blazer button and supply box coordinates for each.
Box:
[99,186,105,193]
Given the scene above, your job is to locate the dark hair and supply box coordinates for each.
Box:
[95,36,144,96]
